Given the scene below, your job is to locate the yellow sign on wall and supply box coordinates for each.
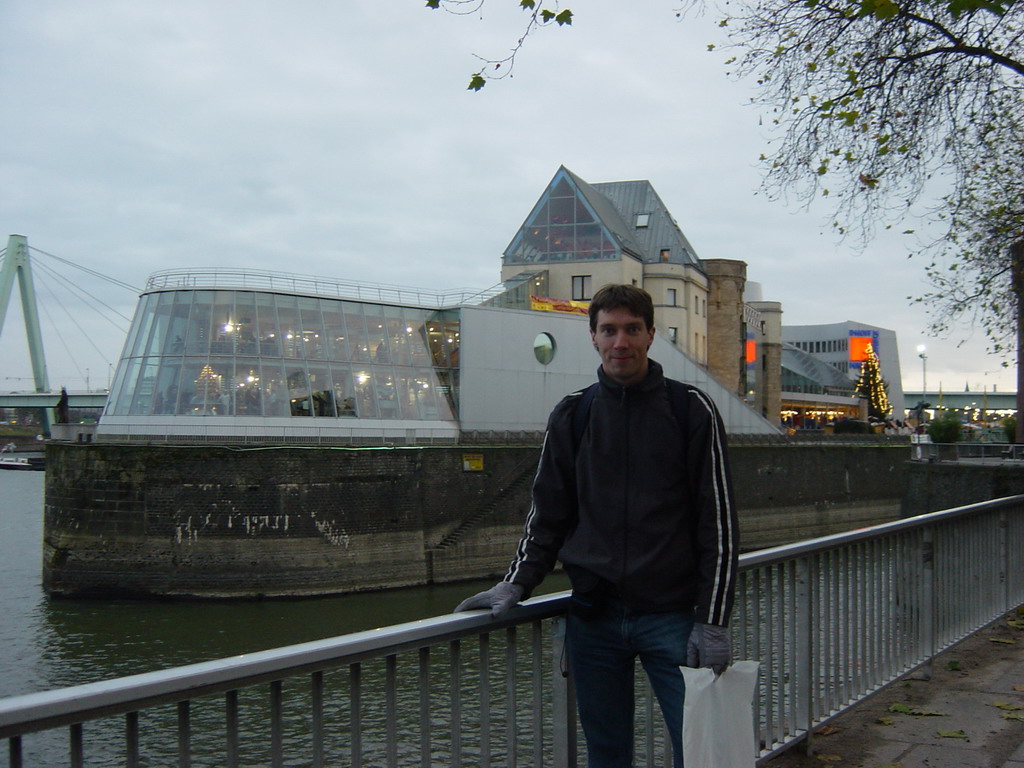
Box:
[462,453,484,472]
[530,295,589,315]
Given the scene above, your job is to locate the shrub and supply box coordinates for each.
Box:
[1004,417,1017,443]
[927,416,962,444]
[834,419,870,434]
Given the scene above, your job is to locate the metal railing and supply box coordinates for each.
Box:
[912,441,1024,462]
[144,268,506,309]
[2,496,1022,767]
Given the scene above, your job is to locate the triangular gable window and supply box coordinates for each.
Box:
[504,170,620,265]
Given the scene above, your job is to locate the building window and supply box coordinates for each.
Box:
[533,332,556,365]
[660,249,671,262]
[572,275,592,301]
[667,288,677,306]
[635,213,650,228]
[668,326,678,342]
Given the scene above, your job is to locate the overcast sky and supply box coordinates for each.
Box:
[0,0,1014,398]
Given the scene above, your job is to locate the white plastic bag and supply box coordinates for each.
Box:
[680,660,760,768]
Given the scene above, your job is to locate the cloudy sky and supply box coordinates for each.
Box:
[0,1,1014,397]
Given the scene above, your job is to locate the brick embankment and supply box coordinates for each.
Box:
[764,608,1024,768]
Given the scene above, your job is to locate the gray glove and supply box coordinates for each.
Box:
[454,582,524,618]
[686,623,731,675]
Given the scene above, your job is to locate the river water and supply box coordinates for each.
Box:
[0,469,563,699]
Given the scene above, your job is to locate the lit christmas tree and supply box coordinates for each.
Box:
[855,343,891,420]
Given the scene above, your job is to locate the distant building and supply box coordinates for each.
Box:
[781,321,904,425]
[499,166,780,416]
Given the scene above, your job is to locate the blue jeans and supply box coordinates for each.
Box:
[567,599,695,768]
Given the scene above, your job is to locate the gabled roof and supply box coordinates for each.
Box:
[592,179,702,268]
[502,166,702,270]
[559,167,647,260]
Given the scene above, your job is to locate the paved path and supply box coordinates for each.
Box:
[764,608,1024,768]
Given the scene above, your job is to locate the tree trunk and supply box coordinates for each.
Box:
[1013,242,1024,443]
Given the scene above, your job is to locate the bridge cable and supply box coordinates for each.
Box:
[31,262,128,375]
[28,246,142,293]
[32,258,134,328]
[34,287,88,384]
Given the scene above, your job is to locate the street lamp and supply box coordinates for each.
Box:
[916,344,928,396]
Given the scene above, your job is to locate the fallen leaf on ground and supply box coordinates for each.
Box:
[888,702,947,716]
[1003,711,1024,722]
[875,764,906,768]
[875,716,895,726]
[816,724,842,736]
[815,754,842,763]
[991,701,1024,711]
[990,638,1018,644]
[1014,684,1024,692]
[936,729,967,739]
[1007,619,1024,629]
[946,660,961,671]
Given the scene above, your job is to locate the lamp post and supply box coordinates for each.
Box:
[916,345,928,397]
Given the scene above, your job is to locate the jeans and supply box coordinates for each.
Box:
[567,598,695,768]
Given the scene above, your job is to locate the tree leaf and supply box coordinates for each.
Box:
[467,73,486,91]
[888,702,947,716]
[991,701,1024,711]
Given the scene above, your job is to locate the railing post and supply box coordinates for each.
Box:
[1000,510,1010,612]
[917,528,935,680]
[550,616,577,767]
[794,558,813,751]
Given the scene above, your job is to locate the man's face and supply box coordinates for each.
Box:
[591,307,655,387]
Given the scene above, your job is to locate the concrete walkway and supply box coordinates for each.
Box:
[764,608,1024,768]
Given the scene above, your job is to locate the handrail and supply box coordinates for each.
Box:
[3,495,1023,766]
[143,268,506,309]
[0,595,567,739]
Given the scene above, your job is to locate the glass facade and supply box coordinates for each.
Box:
[106,290,460,421]
[503,173,621,265]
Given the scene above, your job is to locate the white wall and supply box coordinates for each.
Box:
[458,305,780,434]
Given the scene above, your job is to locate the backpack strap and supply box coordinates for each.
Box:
[571,383,599,450]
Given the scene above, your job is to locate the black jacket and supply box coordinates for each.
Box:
[504,360,739,626]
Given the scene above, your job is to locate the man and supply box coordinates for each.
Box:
[455,283,738,768]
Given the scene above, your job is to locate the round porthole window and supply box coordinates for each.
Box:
[533,332,556,365]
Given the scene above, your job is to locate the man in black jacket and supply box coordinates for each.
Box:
[456,283,739,768]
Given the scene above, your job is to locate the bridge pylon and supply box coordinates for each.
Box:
[1,234,52,432]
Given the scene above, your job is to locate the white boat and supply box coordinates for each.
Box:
[0,455,45,471]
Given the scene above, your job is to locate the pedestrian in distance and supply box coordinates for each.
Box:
[455,283,739,768]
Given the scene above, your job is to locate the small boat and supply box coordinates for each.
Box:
[0,455,45,471]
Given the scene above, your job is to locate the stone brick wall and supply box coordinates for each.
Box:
[903,460,1024,517]
[43,441,910,598]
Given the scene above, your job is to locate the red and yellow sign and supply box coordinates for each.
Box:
[530,296,589,315]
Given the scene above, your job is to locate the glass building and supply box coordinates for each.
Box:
[101,271,466,442]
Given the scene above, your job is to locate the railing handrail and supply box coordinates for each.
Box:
[0,594,568,739]
[5,494,1023,741]
[3,494,1023,766]
[741,493,1024,566]
[142,268,504,309]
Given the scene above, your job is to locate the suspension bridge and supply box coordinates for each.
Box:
[0,234,140,431]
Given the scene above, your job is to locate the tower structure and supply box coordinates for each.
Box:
[0,234,51,432]
[0,235,50,389]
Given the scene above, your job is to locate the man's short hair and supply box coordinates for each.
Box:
[588,284,655,332]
